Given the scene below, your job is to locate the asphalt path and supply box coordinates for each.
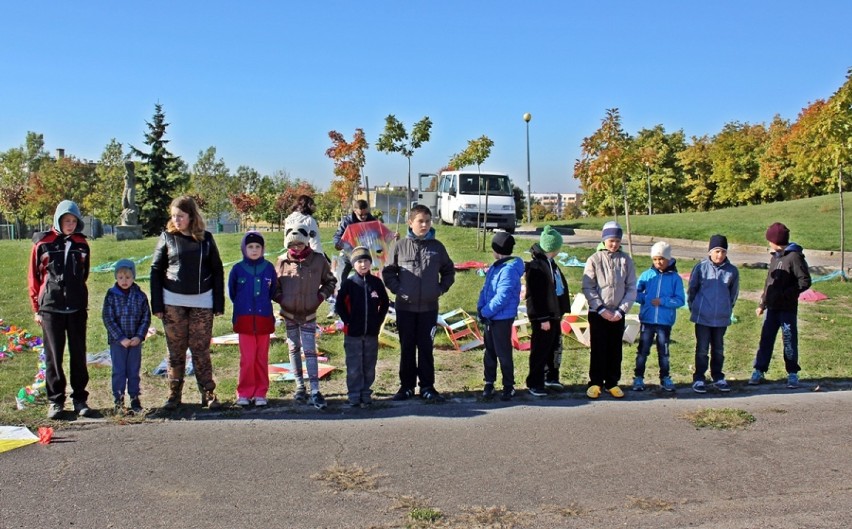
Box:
[2,388,851,528]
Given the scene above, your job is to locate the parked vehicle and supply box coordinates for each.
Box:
[416,171,516,232]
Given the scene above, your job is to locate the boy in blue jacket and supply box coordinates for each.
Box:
[335,246,390,407]
[477,232,524,401]
[632,242,685,392]
[688,235,739,393]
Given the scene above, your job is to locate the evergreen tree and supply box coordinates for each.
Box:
[130,103,186,236]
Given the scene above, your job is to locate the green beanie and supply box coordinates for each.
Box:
[539,225,563,253]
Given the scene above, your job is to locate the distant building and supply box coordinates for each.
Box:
[530,192,583,216]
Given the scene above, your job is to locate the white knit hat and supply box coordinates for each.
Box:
[650,241,672,260]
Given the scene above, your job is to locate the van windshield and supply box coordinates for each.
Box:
[457,174,512,196]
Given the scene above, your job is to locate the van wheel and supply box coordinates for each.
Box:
[453,214,461,227]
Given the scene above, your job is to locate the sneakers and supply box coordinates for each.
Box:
[309,391,328,410]
[254,397,268,407]
[420,387,445,402]
[392,387,414,401]
[482,383,495,400]
[660,377,676,392]
[74,400,92,418]
[236,397,251,407]
[129,397,143,414]
[528,386,548,397]
[606,386,625,398]
[586,385,602,399]
[712,379,731,392]
[203,391,222,410]
[544,380,564,391]
[500,387,516,401]
[114,396,125,414]
[632,376,645,391]
[47,402,64,419]
[692,381,707,394]
[748,369,764,385]
[293,387,308,403]
[787,373,800,389]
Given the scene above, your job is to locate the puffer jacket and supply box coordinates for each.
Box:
[524,245,571,321]
[149,230,225,314]
[229,259,279,335]
[582,247,637,315]
[334,272,390,337]
[28,201,90,313]
[636,259,685,326]
[478,256,525,322]
[688,257,739,327]
[381,227,455,313]
[759,243,811,311]
[276,249,336,323]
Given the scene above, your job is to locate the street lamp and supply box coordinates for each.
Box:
[524,112,532,224]
[645,162,652,216]
[385,182,391,221]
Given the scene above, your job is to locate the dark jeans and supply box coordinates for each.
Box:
[526,318,560,389]
[483,318,515,388]
[41,310,89,405]
[634,323,671,379]
[110,342,143,400]
[754,309,800,374]
[588,311,625,389]
[693,324,727,382]
[397,309,438,390]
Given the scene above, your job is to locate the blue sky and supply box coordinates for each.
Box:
[2,1,850,194]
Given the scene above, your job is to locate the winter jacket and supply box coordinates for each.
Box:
[229,258,279,335]
[335,272,390,337]
[524,245,571,321]
[759,243,812,311]
[687,257,739,327]
[285,211,323,253]
[276,249,336,323]
[635,259,685,327]
[332,211,376,251]
[150,230,225,314]
[478,256,525,322]
[582,247,637,315]
[28,201,90,313]
[382,227,455,313]
[102,284,151,344]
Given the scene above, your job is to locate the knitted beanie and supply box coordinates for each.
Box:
[114,258,136,279]
[491,231,515,255]
[350,246,373,264]
[708,234,728,251]
[539,225,563,253]
[765,222,790,246]
[650,241,672,260]
[601,221,623,241]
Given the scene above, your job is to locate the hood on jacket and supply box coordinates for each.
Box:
[775,242,804,256]
[241,231,266,263]
[53,200,84,233]
[407,226,436,240]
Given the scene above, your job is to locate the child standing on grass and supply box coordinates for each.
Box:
[382,205,455,402]
[28,200,92,419]
[102,259,151,414]
[688,235,739,394]
[582,221,636,399]
[478,232,525,401]
[632,242,685,392]
[334,246,389,408]
[750,222,812,388]
[229,232,279,408]
[524,226,570,397]
[277,227,337,409]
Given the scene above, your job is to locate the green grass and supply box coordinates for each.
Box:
[1,197,850,428]
[551,192,852,251]
[683,408,757,429]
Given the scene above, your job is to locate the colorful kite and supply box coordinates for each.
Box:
[340,220,397,270]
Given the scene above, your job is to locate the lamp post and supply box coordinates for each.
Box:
[645,162,652,216]
[524,112,532,224]
[385,182,391,221]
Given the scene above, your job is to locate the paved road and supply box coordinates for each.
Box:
[2,388,850,528]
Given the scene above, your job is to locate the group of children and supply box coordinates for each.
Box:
[28,198,813,419]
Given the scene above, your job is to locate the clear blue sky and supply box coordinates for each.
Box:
[3,1,850,194]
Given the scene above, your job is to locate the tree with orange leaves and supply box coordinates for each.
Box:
[326,129,368,208]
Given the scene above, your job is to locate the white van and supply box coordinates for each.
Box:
[417,171,516,232]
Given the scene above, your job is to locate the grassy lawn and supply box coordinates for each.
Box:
[1,196,850,428]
